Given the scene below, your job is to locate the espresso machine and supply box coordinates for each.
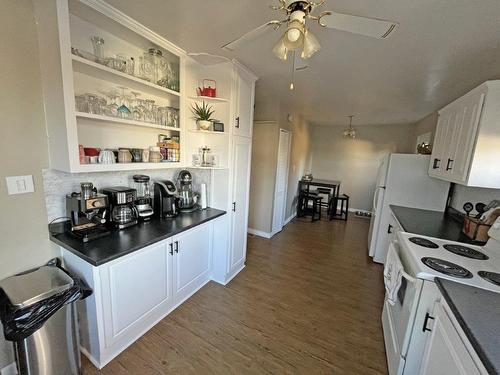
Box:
[154,180,179,218]
[66,182,110,242]
[132,175,154,221]
[102,187,138,229]
[177,170,199,213]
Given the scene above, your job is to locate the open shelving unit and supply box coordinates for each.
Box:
[76,112,180,132]
[188,95,229,103]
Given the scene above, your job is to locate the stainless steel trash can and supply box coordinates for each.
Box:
[0,266,81,375]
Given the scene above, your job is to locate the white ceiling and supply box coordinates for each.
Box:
[106,0,500,125]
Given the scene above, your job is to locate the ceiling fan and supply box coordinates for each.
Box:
[221,0,398,61]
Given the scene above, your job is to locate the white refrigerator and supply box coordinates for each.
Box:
[368,154,450,263]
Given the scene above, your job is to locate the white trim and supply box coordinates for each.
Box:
[222,264,246,285]
[81,0,186,56]
[284,213,296,225]
[248,228,273,239]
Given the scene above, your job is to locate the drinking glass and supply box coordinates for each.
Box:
[91,36,105,62]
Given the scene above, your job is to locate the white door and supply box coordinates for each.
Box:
[272,129,291,234]
[173,223,211,302]
[419,301,484,375]
[230,136,252,272]
[233,69,254,138]
[101,241,172,345]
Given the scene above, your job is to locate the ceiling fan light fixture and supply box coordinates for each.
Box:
[343,115,356,139]
[301,29,321,59]
[283,20,305,50]
[272,36,289,60]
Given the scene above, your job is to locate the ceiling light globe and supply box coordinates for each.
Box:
[287,28,301,43]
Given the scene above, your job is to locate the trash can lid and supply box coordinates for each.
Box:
[0,266,74,308]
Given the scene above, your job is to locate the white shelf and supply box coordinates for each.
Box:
[187,129,228,136]
[188,95,229,103]
[72,55,181,99]
[75,162,182,172]
[188,166,228,170]
[76,112,181,132]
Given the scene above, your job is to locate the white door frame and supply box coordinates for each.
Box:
[272,128,292,235]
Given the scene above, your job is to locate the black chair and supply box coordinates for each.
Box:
[315,187,333,213]
[298,191,323,222]
[329,194,349,221]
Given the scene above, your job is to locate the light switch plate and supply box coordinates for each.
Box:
[5,175,34,195]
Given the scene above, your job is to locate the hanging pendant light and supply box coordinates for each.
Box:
[343,115,356,139]
[283,20,305,50]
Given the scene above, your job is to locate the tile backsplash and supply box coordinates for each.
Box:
[42,168,211,222]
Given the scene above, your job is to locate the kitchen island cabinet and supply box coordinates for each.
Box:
[59,217,219,369]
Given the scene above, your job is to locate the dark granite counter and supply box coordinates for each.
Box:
[436,278,500,375]
[50,208,226,266]
[390,205,483,245]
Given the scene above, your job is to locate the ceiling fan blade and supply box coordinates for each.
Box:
[320,12,398,39]
[187,52,230,65]
[221,20,284,51]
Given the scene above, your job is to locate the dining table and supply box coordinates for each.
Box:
[297,178,342,218]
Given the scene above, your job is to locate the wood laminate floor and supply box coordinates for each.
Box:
[82,216,387,374]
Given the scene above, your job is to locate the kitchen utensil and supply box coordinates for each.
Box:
[118,149,132,163]
[98,149,115,164]
[141,148,150,163]
[84,147,100,157]
[197,79,217,97]
[475,202,486,219]
[149,147,162,163]
[131,148,142,162]
[463,202,473,217]
[90,36,105,61]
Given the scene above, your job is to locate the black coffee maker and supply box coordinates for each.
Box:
[154,180,179,218]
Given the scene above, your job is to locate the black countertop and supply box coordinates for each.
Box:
[390,205,482,245]
[50,208,226,266]
[436,278,500,375]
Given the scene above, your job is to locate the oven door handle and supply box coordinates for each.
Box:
[386,241,417,284]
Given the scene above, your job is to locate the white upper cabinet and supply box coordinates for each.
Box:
[233,64,256,138]
[429,81,500,188]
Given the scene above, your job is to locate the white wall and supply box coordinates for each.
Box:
[309,123,414,211]
[0,0,58,367]
[248,122,279,233]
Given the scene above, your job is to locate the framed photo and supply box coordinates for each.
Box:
[213,122,224,132]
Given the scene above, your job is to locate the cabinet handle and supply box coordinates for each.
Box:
[446,158,454,171]
[432,158,441,169]
[174,241,179,253]
[232,202,236,212]
[235,116,240,128]
[169,243,174,256]
[388,224,393,234]
[422,312,435,332]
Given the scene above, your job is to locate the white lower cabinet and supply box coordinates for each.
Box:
[172,223,212,302]
[419,300,488,375]
[61,221,214,368]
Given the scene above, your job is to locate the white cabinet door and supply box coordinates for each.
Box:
[419,301,484,375]
[429,110,453,177]
[445,93,485,183]
[173,223,211,301]
[101,241,172,346]
[230,136,253,272]
[233,68,254,138]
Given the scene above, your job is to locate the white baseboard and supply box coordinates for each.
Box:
[247,228,273,238]
[284,213,296,225]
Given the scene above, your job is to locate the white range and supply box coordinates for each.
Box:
[382,218,500,375]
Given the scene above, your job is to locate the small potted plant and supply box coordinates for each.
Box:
[191,101,215,131]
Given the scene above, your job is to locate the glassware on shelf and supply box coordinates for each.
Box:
[75,95,88,113]
[116,87,131,119]
[90,36,105,63]
[86,93,102,115]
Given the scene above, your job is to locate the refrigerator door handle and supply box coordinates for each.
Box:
[373,187,384,212]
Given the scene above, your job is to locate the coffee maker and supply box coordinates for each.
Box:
[177,170,199,213]
[102,187,138,229]
[132,175,154,221]
[66,182,110,242]
[154,180,179,218]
